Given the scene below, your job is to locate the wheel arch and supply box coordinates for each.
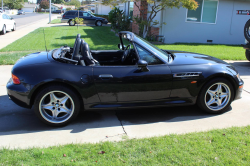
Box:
[29,81,84,109]
[198,73,238,100]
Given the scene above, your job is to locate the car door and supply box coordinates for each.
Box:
[2,14,9,30]
[83,12,94,24]
[93,48,172,107]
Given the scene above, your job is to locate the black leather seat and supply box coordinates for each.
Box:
[72,39,86,66]
[80,41,100,66]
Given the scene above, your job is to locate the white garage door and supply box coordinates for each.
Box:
[23,8,34,13]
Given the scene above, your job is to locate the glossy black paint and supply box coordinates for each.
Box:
[6,32,244,111]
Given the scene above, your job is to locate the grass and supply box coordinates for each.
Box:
[0,126,250,165]
[49,19,61,24]
[0,26,247,65]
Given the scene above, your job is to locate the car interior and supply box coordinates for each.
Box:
[52,34,138,66]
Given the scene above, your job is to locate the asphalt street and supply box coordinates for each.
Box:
[0,61,249,149]
[11,13,60,29]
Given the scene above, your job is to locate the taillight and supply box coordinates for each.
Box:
[63,15,65,18]
[12,74,21,84]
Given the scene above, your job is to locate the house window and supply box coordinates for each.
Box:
[186,0,218,24]
[128,1,134,18]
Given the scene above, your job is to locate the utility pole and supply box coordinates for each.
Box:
[1,0,3,13]
[49,0,51,23]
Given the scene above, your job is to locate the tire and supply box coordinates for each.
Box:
[69,19,75,26]
[12,23,16,31]
[197,78,234,114]
[95,20,102,26]
[34,84,81,126]
[246,50,250,61]
[0,25,6,35]
[244,19,250,42]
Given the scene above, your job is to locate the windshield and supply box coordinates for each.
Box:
[135,35,170,62]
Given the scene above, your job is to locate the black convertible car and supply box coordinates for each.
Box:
[7,32,244,126]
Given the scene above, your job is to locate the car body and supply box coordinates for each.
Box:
[0,13,16,35]
[61,10,108,26]
[52,10,63,14]
[6,31,244,126]
[18,10,25,15]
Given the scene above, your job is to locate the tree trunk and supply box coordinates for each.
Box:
[142,25,149,38]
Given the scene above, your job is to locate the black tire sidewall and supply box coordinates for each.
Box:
[197,78,234,114]
[244,19,250,42]
[33,85,81,126]
[246,50,250,61]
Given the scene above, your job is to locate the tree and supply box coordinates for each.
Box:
[4,0,24,9]
[65,0,80,8]
[40,0,49,12]
[51,0,64,4]
[104,0,198,38]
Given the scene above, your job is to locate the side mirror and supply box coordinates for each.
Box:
[11,18,13,20]
[118,43,122,50]
[138,60,149,72]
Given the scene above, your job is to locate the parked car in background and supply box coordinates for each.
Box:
[18,10,25,15]
[52,10,63,14]
[0,13,16,35]
[61,10,108,26]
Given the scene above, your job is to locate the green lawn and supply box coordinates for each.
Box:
[0,126,250,165]
[49,19,62,24]
[0,26,247,65]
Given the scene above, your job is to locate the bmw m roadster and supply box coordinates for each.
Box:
[6,31,244,126]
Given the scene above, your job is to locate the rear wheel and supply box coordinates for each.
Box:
[197,78,234,114]
[69,19,75,26]
[246,49,250,61]
[1,25,6,35]
[34,84,81,126]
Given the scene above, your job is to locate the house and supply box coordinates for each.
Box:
[92,1,127,15]
[51,4,76,11]
[22,2,37,13]
[132,0,250,45]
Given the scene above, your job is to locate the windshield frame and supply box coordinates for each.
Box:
[134,35,170,63]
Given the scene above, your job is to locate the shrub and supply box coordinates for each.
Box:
[108,7,131,32]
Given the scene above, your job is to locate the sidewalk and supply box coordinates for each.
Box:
[0,15,58,50]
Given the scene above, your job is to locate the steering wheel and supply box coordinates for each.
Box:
[121,45,131,63]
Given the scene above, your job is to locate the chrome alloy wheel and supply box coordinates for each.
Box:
[205,83,231,111]
[69,20,74,26]
[39,91,75,124]
[3,25,6,34]
[96,21,102,26]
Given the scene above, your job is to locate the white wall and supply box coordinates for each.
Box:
[96,3,125,15]
[161,0,250,45]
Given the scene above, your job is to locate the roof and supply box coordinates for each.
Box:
[51,4,76,9]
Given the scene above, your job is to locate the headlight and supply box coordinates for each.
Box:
[236,73,242,82]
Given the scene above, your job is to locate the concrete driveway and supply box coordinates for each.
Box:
[0,61,249,149]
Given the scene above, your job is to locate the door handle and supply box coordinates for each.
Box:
[99,74,113,79]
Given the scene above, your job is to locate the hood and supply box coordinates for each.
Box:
[167,50,229,66]
[14,51,50,68]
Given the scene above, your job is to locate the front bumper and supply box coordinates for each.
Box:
[6,78,32,109]
[103,20,108,24]
[234,80,244,100]
[61,19,69,23]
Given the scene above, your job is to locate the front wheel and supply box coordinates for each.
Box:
[197,78,234,114]
[246,50,250,61]
[0,25,6,35]
[12,23,16,31]
[95,20,102,26]
[34,84,81,126]
[69,19,75,26]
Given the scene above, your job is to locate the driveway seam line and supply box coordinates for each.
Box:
[243,89,250,94]
[115,110,127,135]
